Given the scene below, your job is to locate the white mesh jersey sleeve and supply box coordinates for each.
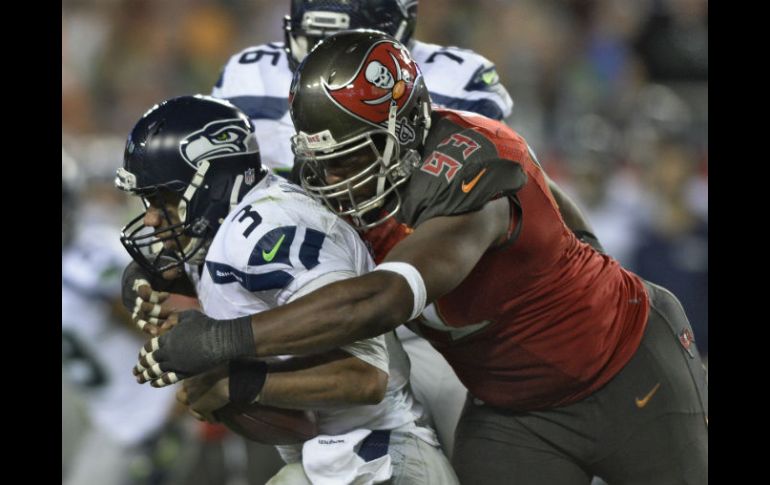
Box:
[211,42,295,172]
[411,40,513,121]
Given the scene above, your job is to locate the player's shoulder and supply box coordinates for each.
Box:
[398,110,528,226]
[428,109,530,161]
[411,40,512,120]
[213,175,344,269]
[411,40,494,67]
[213,42,291,97]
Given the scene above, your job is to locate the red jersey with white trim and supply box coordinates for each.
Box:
[363,108,649,411]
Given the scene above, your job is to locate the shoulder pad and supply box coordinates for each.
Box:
[412,41,513,120]
[399,121,528,227]
[211,43,292,120]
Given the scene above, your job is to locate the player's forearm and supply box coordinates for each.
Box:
[259,354,388,409]
[249,271,412,358]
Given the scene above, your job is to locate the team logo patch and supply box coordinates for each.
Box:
[179,119,252,169]
[322,40,421,132]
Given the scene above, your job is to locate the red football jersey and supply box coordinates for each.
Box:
[364,109,649,410]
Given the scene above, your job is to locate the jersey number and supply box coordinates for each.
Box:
[239,48,281,66]
[425,49,464,64]
[420,151,462,182]
[217,206,328,291]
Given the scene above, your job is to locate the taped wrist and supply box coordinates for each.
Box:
[228,359,268,406]
[372,262,426,321]
[216,315,258,360]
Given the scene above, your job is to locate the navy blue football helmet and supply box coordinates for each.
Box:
[116,95,265,276]
[284,0,418,70]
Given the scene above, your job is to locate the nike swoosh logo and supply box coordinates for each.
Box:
[262,234,286,262]
[461,168,487,193]
[635,382,661,408]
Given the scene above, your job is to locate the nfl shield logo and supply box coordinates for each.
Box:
[245,168,256,185]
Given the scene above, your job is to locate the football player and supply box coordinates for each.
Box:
[62,151,179,485]
[117,95,458,484]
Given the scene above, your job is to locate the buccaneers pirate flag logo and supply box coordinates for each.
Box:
[322,40,422,135]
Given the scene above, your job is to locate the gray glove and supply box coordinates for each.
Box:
[134,310,256,387]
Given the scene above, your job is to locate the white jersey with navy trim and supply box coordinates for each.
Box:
[212,43,296,174]
[193,173,436,457]
[410,40,513,121]
[212,40,513,172]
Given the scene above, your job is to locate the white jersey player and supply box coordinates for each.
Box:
[196,173,450,478]
[211,3,512,174]
[210,0,509,456]
[62,218,177,485]
[117,95,458,484]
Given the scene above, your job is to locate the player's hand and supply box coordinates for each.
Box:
[177,365,230,422]
[122,261,200,336]
[133,310,255,387]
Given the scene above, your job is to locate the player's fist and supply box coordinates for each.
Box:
[121,261,200,336]
[134,311,256,386]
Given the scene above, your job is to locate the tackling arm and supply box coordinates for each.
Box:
[136,198,510,384]
[247,197,510,357]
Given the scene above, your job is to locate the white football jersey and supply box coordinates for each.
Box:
[62,223,176,446]
[191,173,436,459]
[211,40,513,172]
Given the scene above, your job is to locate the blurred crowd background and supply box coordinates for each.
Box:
[62,1,707,483]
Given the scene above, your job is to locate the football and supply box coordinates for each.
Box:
[213,401,319,445]
[164,293,201,311]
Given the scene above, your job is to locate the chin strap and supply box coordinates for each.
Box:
[179,160,211,223]
[377,101,399,196]
[421,101,432,144]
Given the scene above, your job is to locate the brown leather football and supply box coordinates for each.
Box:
[213,401,319,445]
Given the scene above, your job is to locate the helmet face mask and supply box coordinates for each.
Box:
[284,0,419,70]
[119,188,209,277]
[116,95,264,278]
[295,127,419,229]
[289,30,430,230]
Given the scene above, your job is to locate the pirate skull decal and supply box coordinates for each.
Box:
[366,61,394,90]
[322,40,421,128]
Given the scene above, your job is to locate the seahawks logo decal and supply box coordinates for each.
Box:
[322,40,421,134]
[179,119,252,168]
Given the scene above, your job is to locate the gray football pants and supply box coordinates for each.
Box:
[452,280,708,485]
